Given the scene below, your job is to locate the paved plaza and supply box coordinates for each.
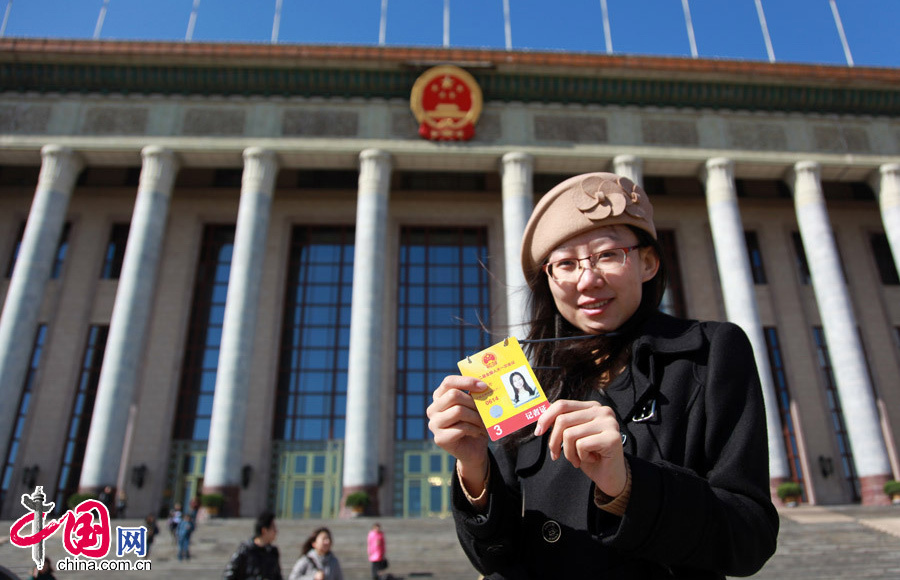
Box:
[2,505,899,579]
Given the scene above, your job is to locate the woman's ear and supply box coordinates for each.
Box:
[639,247,660,283]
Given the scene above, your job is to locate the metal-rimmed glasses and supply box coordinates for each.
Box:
[542,245,641,283]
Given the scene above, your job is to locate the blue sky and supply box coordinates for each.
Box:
[1,0,898,68]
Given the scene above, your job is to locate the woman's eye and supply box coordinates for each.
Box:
[554,259,577,270]
[595,250,618,262]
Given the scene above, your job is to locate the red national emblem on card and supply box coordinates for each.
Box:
[482,352,497,368]
[410,65,483,141]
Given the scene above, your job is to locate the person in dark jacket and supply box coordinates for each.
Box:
[223,510,283,580]
[427,172,779,579]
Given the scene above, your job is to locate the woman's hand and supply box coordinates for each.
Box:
[533,399,627,498]
[427,376,491,491]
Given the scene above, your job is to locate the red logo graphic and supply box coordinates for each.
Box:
[482,352,497,368]
[410,65,483,141]
[10,497,111,559]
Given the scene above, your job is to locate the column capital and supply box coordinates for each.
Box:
[700,157,735,186]
[873,163,900,209]
[704,156,734,173]
[793,160,821,176]
[879,163,900,177]
[38,145,84,191]
[242,147,279,194]
[501,151,534,166]
[359,148,392,165]
[613,154,643,186]
[139,146,180,195]
[141,145,179,163]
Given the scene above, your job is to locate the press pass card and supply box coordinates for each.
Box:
[458,336,549,441]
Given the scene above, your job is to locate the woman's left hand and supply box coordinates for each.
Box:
[533,399,628,498]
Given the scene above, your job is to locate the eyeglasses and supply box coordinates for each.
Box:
[542,245,641,283]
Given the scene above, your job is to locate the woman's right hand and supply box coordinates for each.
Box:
[427,375,491,487]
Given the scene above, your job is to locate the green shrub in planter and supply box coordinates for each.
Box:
[345,491,371,511]
[200,493,225,508]
[883,480,900,497]
[776,481,803,502]
[67,492,98,510]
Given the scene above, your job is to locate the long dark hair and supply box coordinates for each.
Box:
[301,527,332,555]
[508,370,535,402]
[525,226,667,403]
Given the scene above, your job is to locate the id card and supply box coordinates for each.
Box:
[458,336,549,441]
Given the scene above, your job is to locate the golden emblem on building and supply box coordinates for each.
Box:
[410,65,483,141]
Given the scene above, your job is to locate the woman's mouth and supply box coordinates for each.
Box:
[580,299,611,312]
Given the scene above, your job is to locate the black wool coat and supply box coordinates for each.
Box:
[451,313,779,579]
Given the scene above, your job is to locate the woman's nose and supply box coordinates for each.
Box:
[576,265,606,290]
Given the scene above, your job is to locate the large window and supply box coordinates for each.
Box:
[869,233,899,285]
[6,222,71,279]
[0,325,48,507]
[172,225,235,441]
[745,230,767,284]
[100,223,130,279]
[54,326,108,511]
[274,226,355,441]
[656,229,685,318]
[791,232,812,285]
[812,327,861,502]
[395,226,491,441]
[764,328,804,488]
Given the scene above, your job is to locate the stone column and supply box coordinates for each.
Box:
[341,149,392,515]
[613,154,644,186]
[873,164,900,277]
[790,161,892,504]
[501,152,534,339]
[79,146,179,495]
[0,145,82,467]
[203,148,278,515]
[702,158,789,483]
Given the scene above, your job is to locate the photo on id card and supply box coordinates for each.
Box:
[457,336,549,441]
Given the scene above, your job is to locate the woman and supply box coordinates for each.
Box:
[288,527,344,580]
[507,371,536,405]
[367,522,388,580]
[427,172,779,579]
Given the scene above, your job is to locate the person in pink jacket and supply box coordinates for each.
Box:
[366,523,388,580]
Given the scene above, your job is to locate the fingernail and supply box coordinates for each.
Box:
[474,381,488,391]
[533,424,542,437]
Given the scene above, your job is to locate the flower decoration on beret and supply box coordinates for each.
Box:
[574,174,648,222]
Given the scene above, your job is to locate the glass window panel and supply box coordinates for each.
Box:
[295,455,308,473]
[310,483,324,516]
[408,455,422,473]
[430,483,443,512]
[292,482,306,518]
[408,482,421,517]
[430,454,443,472]
[313,455,326,474]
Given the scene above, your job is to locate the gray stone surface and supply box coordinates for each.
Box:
[2,505,899,579]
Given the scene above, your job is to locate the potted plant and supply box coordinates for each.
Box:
[66,492,97,510]
[200,493,225,517]
[345,491,371,516]
[884,480,900,505]
[776,481,803,507]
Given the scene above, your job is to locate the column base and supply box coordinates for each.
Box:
[859,474,892,506]
[200,484,240,518]
[340,484,380,518]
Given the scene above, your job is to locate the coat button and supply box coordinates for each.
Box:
[541,520,562,543]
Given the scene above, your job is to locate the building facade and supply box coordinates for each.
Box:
[1,39,899,519]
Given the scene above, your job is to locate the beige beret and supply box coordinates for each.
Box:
[520,172,656,278]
